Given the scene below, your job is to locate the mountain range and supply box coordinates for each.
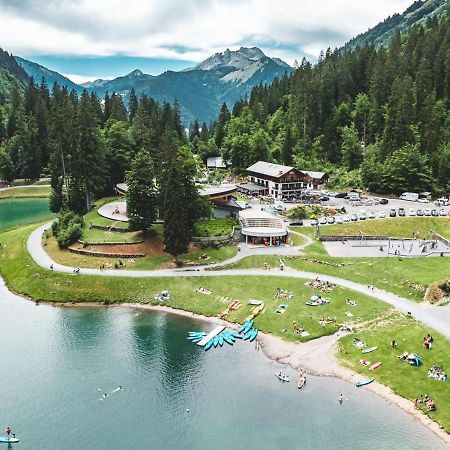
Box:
[14,47,292,124]
[1,0,447,123]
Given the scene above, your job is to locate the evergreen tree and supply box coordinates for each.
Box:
[341,124,363,169]
[200,121,209,142]
[71,91,107,212]
[104,120,134,185]
[215,103,230,147]
[128,89,138,120]
[125,149,157,232]
[159,133,197,264]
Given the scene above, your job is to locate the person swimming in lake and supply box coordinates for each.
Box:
[339,394,343,405]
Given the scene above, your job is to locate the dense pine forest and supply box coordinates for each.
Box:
[1,10,449,201]
[204,12,450,194]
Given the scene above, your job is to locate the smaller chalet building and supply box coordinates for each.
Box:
[244,161,328,200]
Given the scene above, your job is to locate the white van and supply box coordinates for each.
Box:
[399,192,419,202]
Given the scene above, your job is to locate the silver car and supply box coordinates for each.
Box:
[368,211,375,219]
[409,209,416,216]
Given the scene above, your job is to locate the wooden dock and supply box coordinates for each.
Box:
[197,326,226,346]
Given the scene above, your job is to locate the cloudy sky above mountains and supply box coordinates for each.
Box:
[0,0,413,83]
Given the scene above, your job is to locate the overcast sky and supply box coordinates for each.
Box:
[0,0,413,83]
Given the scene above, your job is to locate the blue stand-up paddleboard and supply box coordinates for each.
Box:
[0,437,20,444]
[356,378,374,387]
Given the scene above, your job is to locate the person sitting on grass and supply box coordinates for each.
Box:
[390,340,397,348]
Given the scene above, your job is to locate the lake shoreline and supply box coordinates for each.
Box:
[26,297,450,445]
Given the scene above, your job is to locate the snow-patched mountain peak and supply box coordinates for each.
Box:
[188,46,276,72]
[127,69,144,77]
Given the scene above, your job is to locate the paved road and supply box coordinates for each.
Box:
[27,223,450,339]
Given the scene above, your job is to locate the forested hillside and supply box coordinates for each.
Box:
[0,48,29,104]
[208,12,450,194]
[343,0,449,51]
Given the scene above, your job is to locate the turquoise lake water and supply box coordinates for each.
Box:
[0,281,447,450]
[0,198,53,231]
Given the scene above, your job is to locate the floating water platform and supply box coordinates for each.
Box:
[197,326,226,346]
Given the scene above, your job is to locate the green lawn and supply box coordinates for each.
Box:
[193,217,237,237]
[0,186,51,199]
[2,223,450,433]
[320,217,450,240]
[289,231,307,246]
[231,221,450,302]
[339,315,450,433]
[81,227,143,243]
[2,224,388,344]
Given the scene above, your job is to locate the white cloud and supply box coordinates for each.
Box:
[0,0,414,63]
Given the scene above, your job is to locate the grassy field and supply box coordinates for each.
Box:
[193,217,236,237]
[0,186,51,199]
[339,315,450,433]
[1,223,450,432]
[44,230,238,270]
[232,222,450,302]
[319,217,450,240]
[3,224,387,343]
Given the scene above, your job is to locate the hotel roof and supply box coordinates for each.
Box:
[246,161,296,178]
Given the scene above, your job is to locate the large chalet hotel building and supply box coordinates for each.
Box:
[239,161,328,200]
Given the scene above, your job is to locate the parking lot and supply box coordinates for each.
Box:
[278,193,450,226]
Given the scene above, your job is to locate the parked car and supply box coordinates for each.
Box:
[416,209,424,216]
[378,211,386,219]
[368,211,375,219]
[389,209,397,217]
[319,217,328,224]
[327,192,337,197]
[335,192,348,198]
[409,209,416,216]
[424,209,431,216]
[380,198,389,205]
[320,196,330,202]
[364,199,373,206]
[289,220,304,226]
[435,197,449,207]
[431,209,439,217]
[351,214,358,221]
[343,215,350,222]
[327,217,335,224]
[336,216,343,224]
[439,209,447,217]
[373,198,381,205]
[418,198,429,203]
[359,212,367,220]
[398,208,406,217]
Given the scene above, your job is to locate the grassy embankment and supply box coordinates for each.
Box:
[0,186,51,199]
[1,223,450,432]
[3,224,389,342]
[233,218,450,302]
[339,315,450,433]
[48,197,238,269]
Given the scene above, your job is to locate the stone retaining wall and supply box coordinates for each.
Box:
[68,247,146,258]
[90,223,129,233]
[192,226,237,243]
[78,239,144,246]
[320,235,391,241]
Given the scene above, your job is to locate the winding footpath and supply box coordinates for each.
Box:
[28,223,450,339]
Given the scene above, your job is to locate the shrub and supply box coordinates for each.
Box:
[52,210,84,249]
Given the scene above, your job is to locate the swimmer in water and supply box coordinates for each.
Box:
[339,393,343,405]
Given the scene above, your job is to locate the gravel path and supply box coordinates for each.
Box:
[27,223,450,338]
